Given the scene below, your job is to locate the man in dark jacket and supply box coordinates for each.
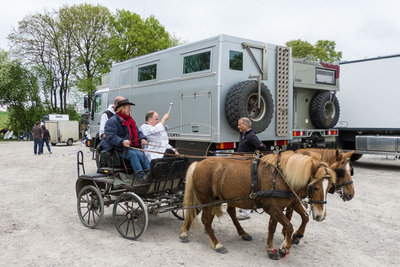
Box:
[32,121,43,155]
[237,117,266,220]
[101,99,149,179]
[41,125,52,154]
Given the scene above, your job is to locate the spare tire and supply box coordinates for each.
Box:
[310,91,340,129]
[225,80,274,133]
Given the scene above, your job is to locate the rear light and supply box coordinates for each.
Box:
[275,140,288,146]
[293,131,305,137]
[326,130,338,135]
[216,142,235,149]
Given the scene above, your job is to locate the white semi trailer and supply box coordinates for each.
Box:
[336,54,400,160]
[86,35,340,155]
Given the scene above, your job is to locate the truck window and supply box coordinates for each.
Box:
[229,50,243,71]
[138,64,157,82]
[183,51,211,74]
[94,95,102,113]
[316,68,336,85]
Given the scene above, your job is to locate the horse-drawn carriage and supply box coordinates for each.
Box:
[75,149,188,240]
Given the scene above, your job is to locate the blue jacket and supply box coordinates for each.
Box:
[100,114,146,153]
[238,129,266,152]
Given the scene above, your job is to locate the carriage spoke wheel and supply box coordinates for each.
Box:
[77,185,104,229]
[171,208,185,220]
[113,192,148,240]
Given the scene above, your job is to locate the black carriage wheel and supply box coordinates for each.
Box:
[225,80,274,133]
[309,91,340,129]
[171,208,185,220]
[77,185,104,229]
[113,192,148,240]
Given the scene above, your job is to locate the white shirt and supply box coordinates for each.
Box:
[99,105,115,139]
[139,122,172,160]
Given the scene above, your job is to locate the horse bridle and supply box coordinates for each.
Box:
[335,159,354,189]
[307,165,335,205]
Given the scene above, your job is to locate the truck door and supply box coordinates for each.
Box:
[180,92,212,140]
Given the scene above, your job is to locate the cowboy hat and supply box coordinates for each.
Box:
[115,99,135,110]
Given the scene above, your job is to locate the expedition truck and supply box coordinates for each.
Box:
[85,34,340,155]
[336,54,400,160]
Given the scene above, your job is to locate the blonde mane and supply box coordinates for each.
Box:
[261,151,314,190]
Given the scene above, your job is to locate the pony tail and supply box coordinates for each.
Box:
[182,162,200,230]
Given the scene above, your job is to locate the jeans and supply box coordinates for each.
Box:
[34,139,43,154]
[43,139,51,152]
[119,149,150,175]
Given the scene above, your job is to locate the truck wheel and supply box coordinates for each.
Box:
[309,91,340,129]
[225,80,274,133]
[67,138,73,146]
[350,153,362,162]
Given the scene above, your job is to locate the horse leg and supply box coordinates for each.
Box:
[266,216,280,260]
[269,210,294,259]
[179,208,201,243]
[202,206,227,253]
[282,205,294,237]
[291,201,309,245]
[226,205,252,241]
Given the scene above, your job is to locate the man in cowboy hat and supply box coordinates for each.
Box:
[101,99,150,180]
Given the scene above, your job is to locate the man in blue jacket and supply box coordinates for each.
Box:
[101,99,150,179]
[237,117,266,220]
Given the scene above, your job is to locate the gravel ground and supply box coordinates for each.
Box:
[0,141,399,266]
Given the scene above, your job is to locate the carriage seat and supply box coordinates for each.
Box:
[98,148,133,174]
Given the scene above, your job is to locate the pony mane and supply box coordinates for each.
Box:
[261,151,314,190]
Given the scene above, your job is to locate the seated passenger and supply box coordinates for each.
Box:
[101,99,150,180]
[139,110,179,161]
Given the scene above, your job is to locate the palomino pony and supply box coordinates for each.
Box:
[280,148,355,245]
[179,151,337,259]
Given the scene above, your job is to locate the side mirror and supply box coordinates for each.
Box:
[83,95,88,109]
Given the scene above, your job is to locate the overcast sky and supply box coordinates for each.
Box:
[1,0,400,61]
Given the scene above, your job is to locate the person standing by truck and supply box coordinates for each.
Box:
[41,125,52,154]
[140,111,179,160]
[99,96,125,139]
[101,99,150,180]
[237,117,266,220]
[32,121,43,155]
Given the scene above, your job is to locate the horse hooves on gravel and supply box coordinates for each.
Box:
[241,234,253,241]
[215,246,228,254]
[179,236,189,243]
[279,248,289,258]
[291,233,304,245]
[267,249,280,260]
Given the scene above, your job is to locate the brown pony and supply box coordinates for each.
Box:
[179,151,337,259]
[280,148,355,245]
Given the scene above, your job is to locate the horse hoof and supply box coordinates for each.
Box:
[241,234,253,241]
[215,246,228,254]
[291,233,303,245]
[267,249,279,260]
[279,248,289,258]
[179,236,189,243]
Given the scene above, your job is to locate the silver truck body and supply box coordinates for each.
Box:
[87,35,340,152]
[337,54,400,156]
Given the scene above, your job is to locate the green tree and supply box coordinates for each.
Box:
[0,50,45,134]
[59,4,111,111]
[286,39,342,63]
[107,10,178,62]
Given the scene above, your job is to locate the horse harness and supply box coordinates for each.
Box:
[250,154,335,208]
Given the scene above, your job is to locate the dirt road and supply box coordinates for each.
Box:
[0,141,399,266]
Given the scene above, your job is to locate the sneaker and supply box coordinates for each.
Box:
[237,215,250,221]
[50,151,52,154]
